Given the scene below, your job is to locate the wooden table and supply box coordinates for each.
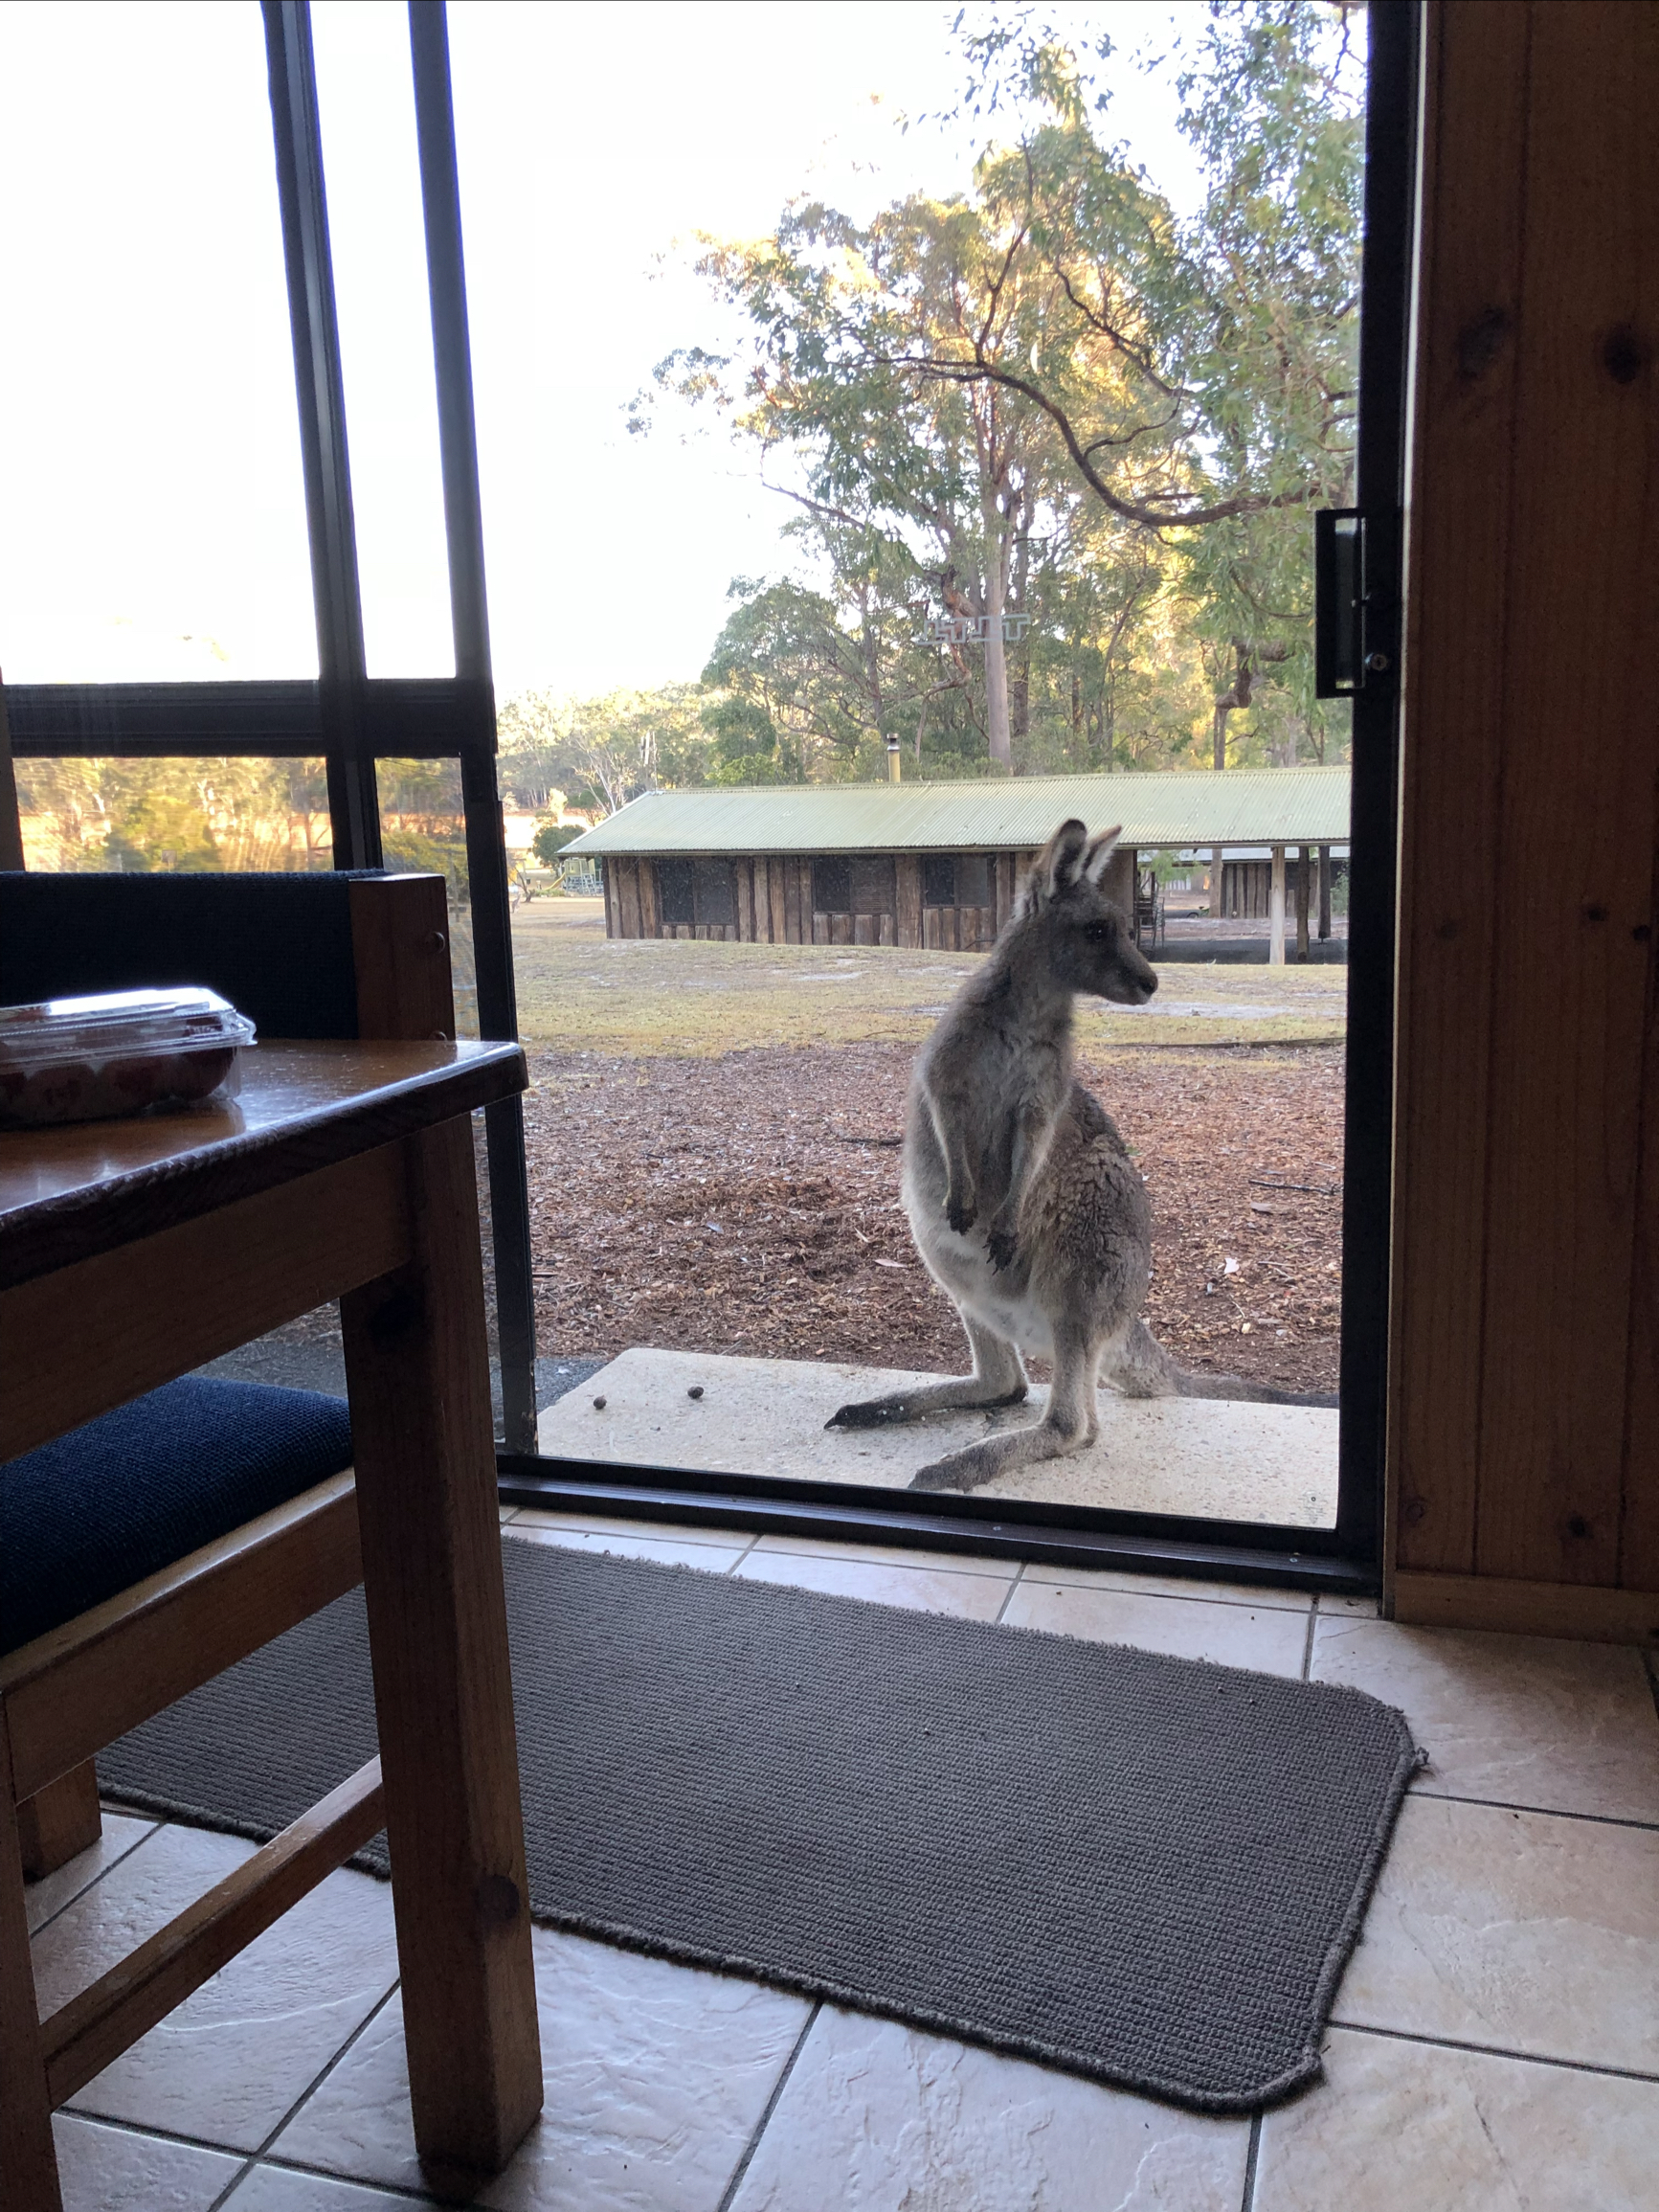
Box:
[0,1041,543,2198]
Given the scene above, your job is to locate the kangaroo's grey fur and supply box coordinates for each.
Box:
[827,817,1335,1491]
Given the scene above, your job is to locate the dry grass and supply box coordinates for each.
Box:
[509,897,1347,1056]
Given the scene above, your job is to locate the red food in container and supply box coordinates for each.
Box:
[0,988,257,1128]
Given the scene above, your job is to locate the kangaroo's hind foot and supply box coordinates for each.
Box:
[827,1319,1026,1431]
[910,1324,1099,1491]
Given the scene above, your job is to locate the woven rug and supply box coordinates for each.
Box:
[100,1540,1418,2112]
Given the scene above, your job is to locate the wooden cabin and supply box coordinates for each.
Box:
[565,768,1353,953]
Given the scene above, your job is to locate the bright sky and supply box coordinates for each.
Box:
[0,1,1205,702]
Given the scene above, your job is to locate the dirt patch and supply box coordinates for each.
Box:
[527,1043,1343,1395]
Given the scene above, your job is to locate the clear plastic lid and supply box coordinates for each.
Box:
[0,987,258,1073]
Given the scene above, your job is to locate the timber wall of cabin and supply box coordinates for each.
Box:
[1388,0,1659,1644]
[600,850,1050,951]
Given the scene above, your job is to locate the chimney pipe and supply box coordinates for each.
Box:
[886,734,902,784]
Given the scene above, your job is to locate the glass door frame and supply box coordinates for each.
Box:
[7,0,1421,1595]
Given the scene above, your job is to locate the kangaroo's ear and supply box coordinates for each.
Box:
[1083,825,1123,884]
[1024,820,1089,911]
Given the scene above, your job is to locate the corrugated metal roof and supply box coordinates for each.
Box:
[563,767,1352,856]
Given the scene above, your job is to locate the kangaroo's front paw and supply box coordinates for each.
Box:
[945,1198,977,1234]
[985,1222,1017,1272]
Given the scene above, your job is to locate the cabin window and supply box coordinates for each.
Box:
[921,854,955,907]
[851,855,896,914]
[956,853,991,908]
[694,859,736,926]
[813,856,853,913]
[656,858,695,927]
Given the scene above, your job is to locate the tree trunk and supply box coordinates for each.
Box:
[981,493,1012,769]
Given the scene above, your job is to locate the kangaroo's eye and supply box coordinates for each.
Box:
[1086,920,1113,942]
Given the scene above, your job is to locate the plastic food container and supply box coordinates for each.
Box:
[0,988,257,1129]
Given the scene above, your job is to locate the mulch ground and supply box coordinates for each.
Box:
[525,1044,1344,1395]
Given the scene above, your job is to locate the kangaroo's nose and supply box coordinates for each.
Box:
[1143,967,1158,995]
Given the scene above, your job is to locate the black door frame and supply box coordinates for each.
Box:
[7,2,1419,1593]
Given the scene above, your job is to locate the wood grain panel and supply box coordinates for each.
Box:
[341,1117,542,2178]
[0,1147,408,1460]
[616,858,643,939]
[638,859,661,940]
[1619,855,1659,1586]
[348,874,456,1042]
[1391,2,1532,1572]
[1475,1,1659,1584]
[734,860,753,941]
[896,856,922,947]
[0,1707,60,2207]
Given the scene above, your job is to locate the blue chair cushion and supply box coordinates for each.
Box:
[0,1378,353,1658]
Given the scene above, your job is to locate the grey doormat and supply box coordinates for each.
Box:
[99,1540,1419,2111]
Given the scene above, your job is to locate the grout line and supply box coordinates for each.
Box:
[1333,2019,1659,2087]
[1239,2110,1263,2211]
[995,1563,1027,1623]
[203,1975,406,2211]
[715,2000,821,2212]
[1411,1787,1659,1835]
[728,1530,764,1572]
[1301,1596,1319,1681]
[27,1815,166,1941]
[249,2151,444,2204]
[1016,1570,1313,1614]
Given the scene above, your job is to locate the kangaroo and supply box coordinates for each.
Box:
[827,817,1334,1491]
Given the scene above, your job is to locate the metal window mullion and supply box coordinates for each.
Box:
[262,0,381,869]
[409,1,537,1453]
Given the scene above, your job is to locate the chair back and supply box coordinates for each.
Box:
[0,870,454,1041]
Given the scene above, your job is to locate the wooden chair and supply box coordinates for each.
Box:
[0,869,455,2171]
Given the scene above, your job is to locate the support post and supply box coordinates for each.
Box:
[1318,842,1333,938]
[262,0,381,870]
[1295,844,1312,962]
[1269,844,1287,965]
[410,0,538,1453]
[1211,845,1223,918]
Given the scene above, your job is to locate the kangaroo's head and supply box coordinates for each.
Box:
[1015,819,1157,1005]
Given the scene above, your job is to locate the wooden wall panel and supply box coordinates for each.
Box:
[638,859,660,941]
[600,859,617,939]
[896,856,922,947]
[1472,2,1659,1586]
[1391,0,1531,1572]
[1391,1,1659,1607]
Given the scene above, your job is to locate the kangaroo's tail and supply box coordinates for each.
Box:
[1110,1319,1339,1411]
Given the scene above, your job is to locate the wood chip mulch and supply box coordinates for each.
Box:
[524,1043,1344,1395]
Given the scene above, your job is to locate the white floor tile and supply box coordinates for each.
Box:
[1018,1562,1311,1611]
[31,1824,399,2154]
[1333,1794,1659,2074]
[52,2113,241,2212]
[228,2168,422,2209]
[726,2005,1250,2212]
[272,1924,811,2211]
[733,1549,1013,1619]
[507,1522,751,1570]
[509,1508,749,1548]
[1255,2025,1659,2212]
[25,1813,156,1935]
[750,1531,1015,1578]
[1001,1580,1311,1676]
[1311,1615,1659,1822]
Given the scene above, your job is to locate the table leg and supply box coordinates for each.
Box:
[1,1710,63,2211]
[342,1119,542,2193]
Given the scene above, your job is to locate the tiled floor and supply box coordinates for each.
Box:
[28,1513,1659,2211]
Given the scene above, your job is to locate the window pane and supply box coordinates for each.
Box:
[13,757,332,873]
[0,4,315,682]
[310,2,453,678]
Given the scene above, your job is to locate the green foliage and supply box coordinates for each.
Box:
[630,0,1361,780]
[531,820,582,866]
